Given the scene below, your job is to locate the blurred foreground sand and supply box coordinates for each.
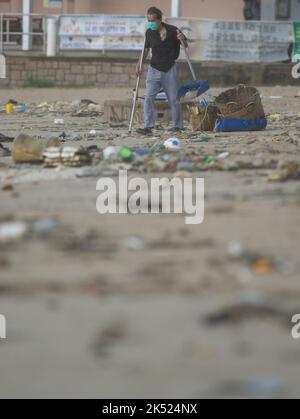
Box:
[0,87,300,398]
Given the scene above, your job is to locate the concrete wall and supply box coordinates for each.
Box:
[86,0,244,20]
[87,0,171,16]
[0,0,65,15]
[181,0,243,20]
[0,0,244,20]
[0,54,298,88]
[10,0,22,14]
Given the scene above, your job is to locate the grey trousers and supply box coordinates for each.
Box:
[144,64,183,129]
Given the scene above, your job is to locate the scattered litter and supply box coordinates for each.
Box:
[205,156,216,165]
[254,259,273,274]
[120,236,145,251]
[89,130,110,138]
[54,118,65,125]
[58,132,83,142]
[148,157,172,172]
[37,101,50,109]
[203,291,300,326]
[164,138,182,150]
[269,113,284,122]
[79,99,97,106]
[19,104,29,112]
[7,99,19,106]
[0,133,14,143]
[228,240,297,274]
[119,147,134,162]
[0,218,83,246]
[31,219,58,235]
[1,184,14,191]
[134,148,150,157]
[268,161,300,182]
[92,320,128,358]
[199,94,215,106]
[72,109,101,117]
[217,151,230,159]
[0,221,28,244]
[228,240,244,258]
[190,135,210,142]
[176,161,196,172]
[103,146,121,160]
[12,134,60,163]
[87,145,101,153]
[151,142,166,153]
[5,103,14,114]
[43,146,92,167]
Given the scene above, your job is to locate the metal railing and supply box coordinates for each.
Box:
[0,13,54,52]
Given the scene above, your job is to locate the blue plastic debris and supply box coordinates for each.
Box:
[134,148,150,157]
[177,80,210,100]
[199,95,215,107]
[215,117,268,132]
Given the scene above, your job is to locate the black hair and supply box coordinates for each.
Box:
[147,7,163,20]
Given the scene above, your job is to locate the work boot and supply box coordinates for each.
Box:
[168,127,185,132]
[136,128,153,135]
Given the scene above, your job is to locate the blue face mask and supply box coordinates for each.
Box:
[148,22,159,31]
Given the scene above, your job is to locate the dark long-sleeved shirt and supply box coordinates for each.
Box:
[145,23,181,72]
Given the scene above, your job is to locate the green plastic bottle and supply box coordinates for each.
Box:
[119,147,134,161]
[206,156,215,164]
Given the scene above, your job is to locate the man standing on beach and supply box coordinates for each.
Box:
[136,6,188,135]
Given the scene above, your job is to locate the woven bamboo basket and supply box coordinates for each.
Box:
[189,104,219,132]
[215,84,265,120]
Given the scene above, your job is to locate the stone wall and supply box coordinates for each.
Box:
[0,54,299,88]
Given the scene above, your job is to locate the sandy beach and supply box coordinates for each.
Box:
[0,86,300,398]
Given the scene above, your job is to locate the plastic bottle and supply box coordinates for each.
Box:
[119,147,134,161]
[89,130,110,137]
[206,156,215,164]
[54,118,65,125]
[164,138,182,150]
[103,146,121,160]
